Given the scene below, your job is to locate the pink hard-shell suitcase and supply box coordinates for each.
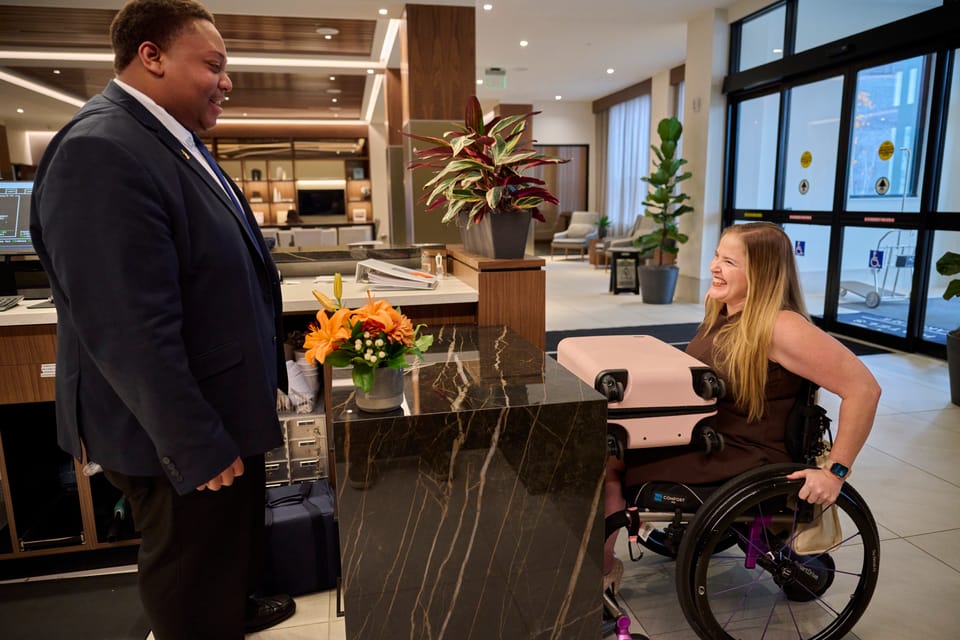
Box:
[556,335,725,456]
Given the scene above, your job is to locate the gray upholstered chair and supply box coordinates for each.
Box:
[550,211,599,259]
[602,214,655,268]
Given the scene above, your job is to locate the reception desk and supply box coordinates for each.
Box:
[329,325,607,639]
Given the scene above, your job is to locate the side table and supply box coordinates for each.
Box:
[588,239,609,268]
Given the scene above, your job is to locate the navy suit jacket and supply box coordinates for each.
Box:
[31,81,287,495]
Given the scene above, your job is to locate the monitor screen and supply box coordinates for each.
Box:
[297,188,346,216]
[0,181,34,255]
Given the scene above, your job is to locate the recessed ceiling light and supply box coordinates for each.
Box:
[483,3,493,10]
[315,27,339,36]
[52,69,60,74]
[519,40,528,47]
[326,88,342,94]
[606,68,615,74]
[378,8,388,15]
[554,96,562,101]
[16,107,24,113]
[242,112,248,117]
[476,79,484,85]
[332,98,338,103]
[324,34,333,40]
[224,96,230,101]
[329,76,336,81]
[366,69,374,74]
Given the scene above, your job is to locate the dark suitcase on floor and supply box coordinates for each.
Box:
[556,335,725,455]
[262,479,340,596]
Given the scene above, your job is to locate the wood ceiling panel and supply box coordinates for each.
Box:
[0,7,115,49]
[0,6,377,123]
[8,66,367,120]
[0,7,376,57]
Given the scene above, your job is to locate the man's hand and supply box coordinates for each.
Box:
[786,468,843,505]
[196,456,245,491]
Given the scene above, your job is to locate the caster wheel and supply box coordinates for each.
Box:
[865,291,881,308]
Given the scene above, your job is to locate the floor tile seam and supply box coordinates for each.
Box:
[898,536,960,575]
[861,443,960,490]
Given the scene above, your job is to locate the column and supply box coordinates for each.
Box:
[400,3,476,245]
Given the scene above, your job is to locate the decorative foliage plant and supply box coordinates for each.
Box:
[303,274,433,392]
[634,117,694,265]
[936,250,960,333]
[407,96,568,226]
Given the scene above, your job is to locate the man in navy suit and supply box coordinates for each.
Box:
[31,1,293,637]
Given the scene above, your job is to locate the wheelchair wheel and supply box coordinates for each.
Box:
[675,463,879,640]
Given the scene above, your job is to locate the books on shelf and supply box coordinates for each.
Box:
[355,259,439,290]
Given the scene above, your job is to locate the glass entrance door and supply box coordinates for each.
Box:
[831,54,935,346]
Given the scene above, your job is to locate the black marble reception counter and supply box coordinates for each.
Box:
[329,325,607,639]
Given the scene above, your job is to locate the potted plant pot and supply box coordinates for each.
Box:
[459,209,532,259]
[639,264,679,304]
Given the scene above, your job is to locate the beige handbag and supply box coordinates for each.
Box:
[791,502,842,555]
[791,449,843,555]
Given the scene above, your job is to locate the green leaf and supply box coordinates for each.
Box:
[464,96,485,134]
[352,364,375,393]
[325,351,354,367]
[450,134,475,157]
[945,279,960,301]
[486,186,505,209]
[936,251,960,277]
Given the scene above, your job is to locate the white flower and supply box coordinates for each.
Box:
[378,351,386,358]
[354,339,362,350]
[375,338,384,347]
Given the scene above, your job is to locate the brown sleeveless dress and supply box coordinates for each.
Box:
[622,313,802,486]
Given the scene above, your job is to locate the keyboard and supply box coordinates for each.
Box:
[0,295,24,312]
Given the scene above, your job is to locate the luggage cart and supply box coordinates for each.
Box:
[840,229,915,308]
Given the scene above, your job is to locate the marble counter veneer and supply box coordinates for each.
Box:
[330,325,608,640]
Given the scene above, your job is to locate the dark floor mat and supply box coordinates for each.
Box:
[0,572,149,640]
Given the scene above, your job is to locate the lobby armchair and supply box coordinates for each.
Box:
[550,211,599,259]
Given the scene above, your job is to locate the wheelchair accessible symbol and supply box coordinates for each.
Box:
[869,250,884,269]
[794,240,805,256]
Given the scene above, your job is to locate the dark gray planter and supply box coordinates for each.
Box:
[948,329,960,407]
[639,264,679,304]
[459,210,532,259]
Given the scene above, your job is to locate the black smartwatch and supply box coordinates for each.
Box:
[823,461,851,480]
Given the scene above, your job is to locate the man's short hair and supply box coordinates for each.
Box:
[110,0,215,73]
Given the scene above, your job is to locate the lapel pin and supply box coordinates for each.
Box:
[180,148,191,160]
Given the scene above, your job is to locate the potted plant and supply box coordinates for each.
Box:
[633,116,693,304]
[597,215,611,240]
[936,250,960,405]
[407,96,568,259]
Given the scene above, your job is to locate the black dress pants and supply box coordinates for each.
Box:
[104,455,266,640]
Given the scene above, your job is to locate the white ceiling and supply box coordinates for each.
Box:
[0,0,747,132]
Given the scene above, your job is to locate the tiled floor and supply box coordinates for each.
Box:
[24,256,960,639]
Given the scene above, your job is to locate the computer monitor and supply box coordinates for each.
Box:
[0,181,34,255]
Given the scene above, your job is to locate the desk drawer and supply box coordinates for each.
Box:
[289,436,326,462]
[290,458,326,481]
[264,461,289,485]
[0,365,56,404]
[285,416,325,441]
[0,326,56,366]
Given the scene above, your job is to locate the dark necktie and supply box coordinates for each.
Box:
[191,133,263,260]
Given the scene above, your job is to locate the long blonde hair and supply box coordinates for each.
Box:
[702,223,809,421]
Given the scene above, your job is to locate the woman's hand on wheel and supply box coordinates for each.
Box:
[786,468,843,505]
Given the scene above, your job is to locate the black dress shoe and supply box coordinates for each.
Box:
[245,594,296,633]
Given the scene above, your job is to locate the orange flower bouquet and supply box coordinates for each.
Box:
[303,274,433,392]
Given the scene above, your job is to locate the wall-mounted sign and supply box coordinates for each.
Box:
[800,151,812,168]
[799,179,810,194]
[869,249,884,269]
[878,140,895,161]
[875,176,890,195]
[794,240,805,256]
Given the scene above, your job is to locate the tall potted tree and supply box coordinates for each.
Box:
[936,250,960,405]
[407,96,568,259]
[634,117,693,304]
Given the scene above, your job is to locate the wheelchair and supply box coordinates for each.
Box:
[601,383,881,640]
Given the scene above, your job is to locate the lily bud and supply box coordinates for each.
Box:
[312,289,338,312]
[334,272,343,303]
